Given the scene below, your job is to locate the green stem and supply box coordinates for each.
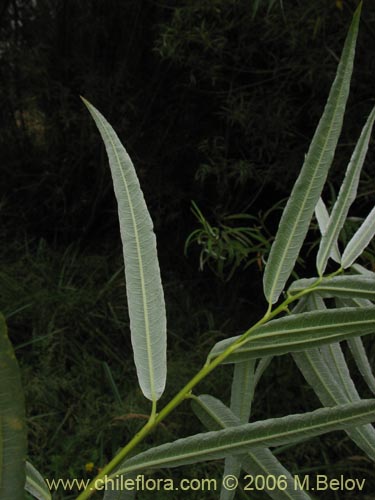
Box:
[76,273,334,499]
[76,343,237,499]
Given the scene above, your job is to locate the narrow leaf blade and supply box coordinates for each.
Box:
[115,400,375,475]
[208,307,375,363]
[317,107,375,274]
[349,337,375,396]
[338,297,375,395]
[263,6,361,303]
[25,461,51,500]
[230,361,256,423]
[193,395,311,500]
[341,205,375,269]
[294,349,375,461]
[82,99,167,402]
[292,296,375,461]
[221,362,256,500]
[314,197,341,263]
[288,275,375,302]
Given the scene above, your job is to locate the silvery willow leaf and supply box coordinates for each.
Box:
[208,307,375,363]
[341,205,375,269]
[288,275,375,302]
[82,98,167,402]
[192,395,311,500]
[338,297,375,396]
[25,461,51,500]
[263,5,361,304]
[293,296,375,461]
[230,361,256,423]
[113,399,375,476]
[314,197,341,263]
[316,107,375,274]
[221,361,256,500]
[352,263,375,276]
[349,337,375,396]
[294,349,375,461]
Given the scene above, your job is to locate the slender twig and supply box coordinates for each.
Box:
[76,269,341,499]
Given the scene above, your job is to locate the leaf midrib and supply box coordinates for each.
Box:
[318,109,375,272]
[120,405,374,473]
[267,37,352,303]
[95,110,156,402]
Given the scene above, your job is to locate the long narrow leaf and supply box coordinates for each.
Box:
[341,205,375,269]
[294,349,348,407]
[314,198,341,263]
[25,461,51,500]
[349,337,375,396]
[208,307,375,363]
[293,349,375,461]
[193,395,311,500]
[320,343,359,401]
[221,361,256,500]
[338,297,375,395]
[82,98,167,402]
[114,400,375,475]
[220,457,240,500]
[315,299,360,402]
[263,5,361,304]
[316,107,375,274]
[292,297,375,461]
[288,275,375,302]
[352,263,375,276]
[0,314,27,499]
[230,361,256,423]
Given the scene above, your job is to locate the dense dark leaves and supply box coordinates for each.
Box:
[1,0,375,250]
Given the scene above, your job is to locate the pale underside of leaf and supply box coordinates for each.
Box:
[82,98,166,402]
[25,461,52,500]
[352,263,375,276]
[316,107,375,274]
[341,205,375,269]
[314,197,341,263]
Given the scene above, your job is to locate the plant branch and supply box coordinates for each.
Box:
[76,269,341,499]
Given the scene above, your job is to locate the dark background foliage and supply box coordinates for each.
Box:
[1,0,375,497]
[2,0,374,243]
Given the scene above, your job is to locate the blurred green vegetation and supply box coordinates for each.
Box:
[2,238,375,499]
[1,0,375,243]
[1,0,375,497]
